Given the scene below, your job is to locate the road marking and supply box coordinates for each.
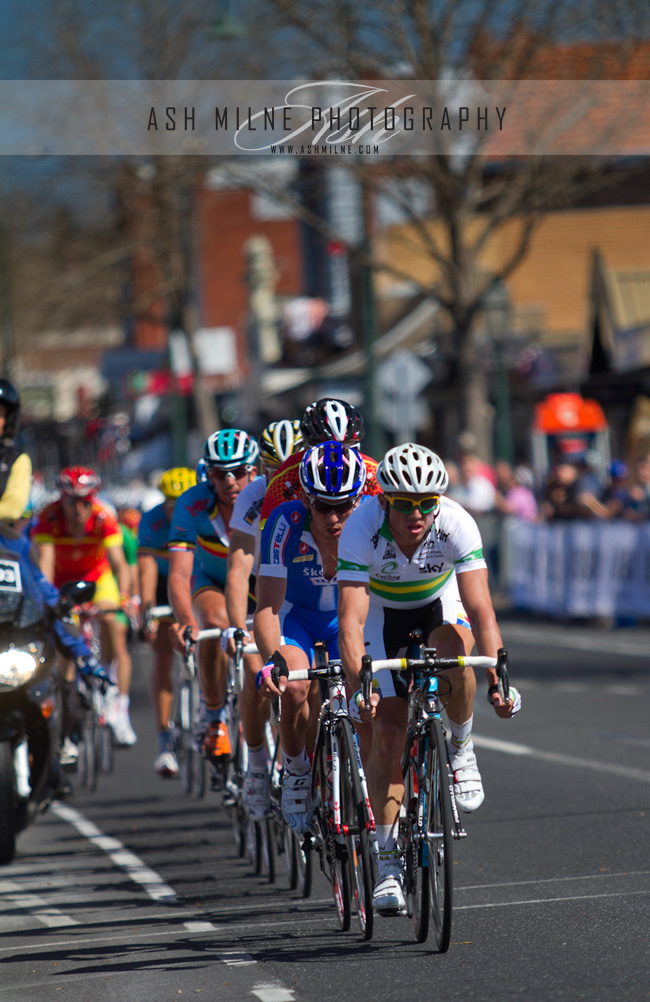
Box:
[219,952,257,966]
[51,802,178,902]
[457,889,650,910]
[472,734,650,783]
[252,986,295,1002]
[458,869,650,892]
[185,921,218,932]
[0,880,79,928]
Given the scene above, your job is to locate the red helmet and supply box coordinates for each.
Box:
[59,466,101,498]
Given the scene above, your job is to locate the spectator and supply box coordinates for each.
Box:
[619,455,650,521]
[494,461,538,522]
[540,463,592,521]
[457,452,496,515]
[457,431,497,486]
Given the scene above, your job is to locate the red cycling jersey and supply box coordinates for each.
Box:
[259,449,381,525]
[32,498,123,588]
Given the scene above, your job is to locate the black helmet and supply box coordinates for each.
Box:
[0,379,20,440]
[300,398,365,448]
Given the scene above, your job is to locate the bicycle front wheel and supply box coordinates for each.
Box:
[426,720,454,953]
[337,719,374,940]
[312,723,351,930]
[404,730,429,943]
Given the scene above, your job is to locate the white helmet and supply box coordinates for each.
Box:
[377,444,449,494]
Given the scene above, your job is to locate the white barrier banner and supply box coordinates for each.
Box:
[506,520,650,618]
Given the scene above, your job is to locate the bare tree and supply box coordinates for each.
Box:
[243,0,650,456]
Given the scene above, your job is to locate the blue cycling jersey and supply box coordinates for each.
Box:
[137,502,170,578]
[168,482,229,588]
[259,500,338,612]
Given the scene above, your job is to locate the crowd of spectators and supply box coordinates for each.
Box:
[445,432,650,524]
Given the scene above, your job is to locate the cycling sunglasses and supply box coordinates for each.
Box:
[309,497,358,515]
[385,494,440,515]
[207,464,253,481]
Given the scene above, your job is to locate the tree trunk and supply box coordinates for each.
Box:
[455,320,494,463]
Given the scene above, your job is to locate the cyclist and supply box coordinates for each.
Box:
[254,440,368,835]
[138,467,197,777]
[168,429,259,761]
[0,379,32,524]
[224,419,303,818]
[259,398,381,523]
[337,443,521,915]
[32,467,138,746]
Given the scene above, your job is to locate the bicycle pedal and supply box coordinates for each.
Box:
[222,793,237,807]
[301,831,320,852]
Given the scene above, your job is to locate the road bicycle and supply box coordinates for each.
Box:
[225,630,278,883]
[272,641,375,939]
[360,636,510,953]
[72,603,121,787]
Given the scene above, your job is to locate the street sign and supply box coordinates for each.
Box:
[376,350,432,442]
[376,349,431,397]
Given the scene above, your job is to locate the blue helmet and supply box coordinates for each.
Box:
[195,458,208,482]
[202,429,259,470]
[299,440,367,502]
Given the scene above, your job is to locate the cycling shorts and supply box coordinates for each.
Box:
[191,566,256,615]
[92,567,121,608]
[365,575,471,701]
[279,602,339,667]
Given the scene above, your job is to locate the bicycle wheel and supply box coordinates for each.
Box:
[337,719,373,940]
[79,714,98,792]
[404,730,429,943]
[313,724,351,931]
[98,722,114,774]
[426,720,454,953]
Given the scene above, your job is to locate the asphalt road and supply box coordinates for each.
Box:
[1,618,649,1002]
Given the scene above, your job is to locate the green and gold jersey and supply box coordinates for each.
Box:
[337,495,486,609]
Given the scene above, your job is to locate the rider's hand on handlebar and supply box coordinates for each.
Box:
[170,621,198,653]
[488,684,522,718]
[256,651,288,698]
[220,625,250,659]
[352,688,380,721]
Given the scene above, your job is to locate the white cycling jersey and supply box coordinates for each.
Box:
[337,495,486,609]
[229,476,267,571]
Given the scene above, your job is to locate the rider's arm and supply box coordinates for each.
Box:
[137,552,158,609]
[167,547,198,632]
[106,543,132,600]
[252,573,287,664]
[455,566,508,702]
[36,539,56,584]
[338,580,370,689]
[225,528,256,633]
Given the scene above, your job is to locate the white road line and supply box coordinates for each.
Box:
[457,889,650,910]
[0,880,79,928]
[51,802,178,902]
[472,734,650,783]
[219,952,257,966]
[252,986,295,1002]
[185,921,219,932]
[458,869,650,892]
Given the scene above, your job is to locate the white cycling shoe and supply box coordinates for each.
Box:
[449,741,484,813]
[372,863,406,916]
[281,772,313,834]
[154,750,179,777]
[243,768,271,819]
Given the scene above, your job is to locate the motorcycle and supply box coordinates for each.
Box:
[0,544,93,864]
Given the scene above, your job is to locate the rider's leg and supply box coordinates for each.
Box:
[429,621,484,812]
[151,622,175,746]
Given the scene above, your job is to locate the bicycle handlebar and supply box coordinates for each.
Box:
[360,649,510,705]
